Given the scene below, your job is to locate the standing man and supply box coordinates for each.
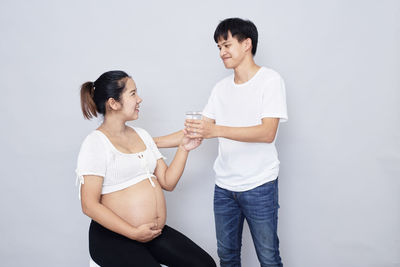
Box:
[155,18,287,267]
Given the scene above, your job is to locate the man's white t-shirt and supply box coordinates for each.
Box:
[202,67,288,192]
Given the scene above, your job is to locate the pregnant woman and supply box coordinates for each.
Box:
[76,70,215,267]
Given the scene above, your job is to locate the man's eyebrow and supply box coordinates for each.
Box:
[217,41,230,47]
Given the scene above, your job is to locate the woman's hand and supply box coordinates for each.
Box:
[180,129,202,151]
[132,222,162,242]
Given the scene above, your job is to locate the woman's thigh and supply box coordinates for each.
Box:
[146,225,216,267]
[89,220,160,267]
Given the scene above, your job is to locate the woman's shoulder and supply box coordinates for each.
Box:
[127,125,154,143]
[80,130,106,148]
[127,125,148,136]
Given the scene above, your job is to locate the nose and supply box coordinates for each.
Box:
[137,95,143,103]
[220,47,226,58]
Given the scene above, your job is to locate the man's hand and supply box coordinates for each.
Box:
[185,119,216,139]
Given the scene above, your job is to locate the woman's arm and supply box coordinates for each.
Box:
[154,130,201,191]
[153,130,183,148]
[80,175,161,242]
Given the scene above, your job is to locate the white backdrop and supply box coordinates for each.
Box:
[1,0,399,266]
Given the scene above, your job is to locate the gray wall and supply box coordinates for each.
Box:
[1,0,399,266]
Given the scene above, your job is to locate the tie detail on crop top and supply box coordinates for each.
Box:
[75,126,165,199]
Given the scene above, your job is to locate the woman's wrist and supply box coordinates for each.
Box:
[178,144,190,152]
[129,226,139,240]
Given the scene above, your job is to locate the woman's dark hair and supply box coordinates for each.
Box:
[213,18,258,56]
[80,70,130,119]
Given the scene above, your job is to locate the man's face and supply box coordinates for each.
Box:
[217,31,248,69]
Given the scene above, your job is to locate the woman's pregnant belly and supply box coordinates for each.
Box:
[101,177,166,230]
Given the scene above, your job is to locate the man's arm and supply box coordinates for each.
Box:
[185,117,279,143]
[153,130,183,148]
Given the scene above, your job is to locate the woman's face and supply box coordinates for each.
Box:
[119,78,142,120]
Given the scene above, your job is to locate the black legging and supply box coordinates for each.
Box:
[89,220,216,267]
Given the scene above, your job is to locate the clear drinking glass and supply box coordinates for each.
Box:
[185,111,202,120]
[185,111,202,135]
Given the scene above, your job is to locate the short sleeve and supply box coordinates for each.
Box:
[261,76,288,122]
[75,133,106,199]
[202,85,217,120]
[148,135,166,160]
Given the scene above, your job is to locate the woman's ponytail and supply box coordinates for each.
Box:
[80,81,97,119]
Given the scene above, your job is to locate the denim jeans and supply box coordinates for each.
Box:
[214,179,282,267]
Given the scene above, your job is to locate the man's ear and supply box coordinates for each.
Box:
[243,38,252,53]
[106,98,121,111]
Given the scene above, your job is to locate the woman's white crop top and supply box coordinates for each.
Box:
[75,126,165,199]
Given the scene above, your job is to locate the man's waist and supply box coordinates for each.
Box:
[215,173,278,192]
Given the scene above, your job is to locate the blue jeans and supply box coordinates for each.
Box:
[214,179,282,267]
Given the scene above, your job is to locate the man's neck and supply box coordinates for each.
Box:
[233,57,261,84]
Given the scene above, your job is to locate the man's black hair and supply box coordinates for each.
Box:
[214,18,258,55]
